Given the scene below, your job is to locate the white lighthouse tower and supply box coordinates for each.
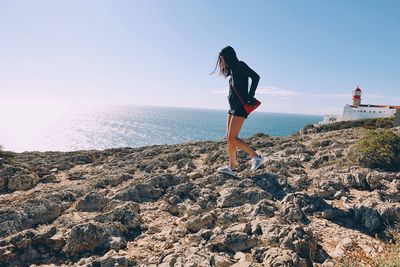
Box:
[352,86,362,107]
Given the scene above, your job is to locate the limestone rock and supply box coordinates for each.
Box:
[185,212,216,233]
[95,202,141,230]
[263,247,305,267]
[217,187,271,208]
[208,231,259,253]
[0,165,39,192]
[210,254,234,267]
[354,205,382,232]
[76,191,108,212]
[64,222,113,255]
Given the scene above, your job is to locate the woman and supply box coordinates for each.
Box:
[212,46,263,176]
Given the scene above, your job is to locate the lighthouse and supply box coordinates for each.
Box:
[352,86,362,107]
[321,85,400,124]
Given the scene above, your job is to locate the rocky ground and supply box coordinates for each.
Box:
[0,127,399,267]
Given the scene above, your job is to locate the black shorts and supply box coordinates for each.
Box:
[228,105,248,119]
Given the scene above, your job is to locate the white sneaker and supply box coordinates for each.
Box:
[217,166,236,176]
[251,155,263,171]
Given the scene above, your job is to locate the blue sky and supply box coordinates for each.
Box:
[1,0,399,115]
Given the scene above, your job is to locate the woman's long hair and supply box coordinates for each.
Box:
[211,46,239,77]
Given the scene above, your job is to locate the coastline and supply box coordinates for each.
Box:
[0,105,323,152]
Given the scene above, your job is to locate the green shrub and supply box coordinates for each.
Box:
[302,117,394,134]
[0,145,14,160]
[350,129,400,171]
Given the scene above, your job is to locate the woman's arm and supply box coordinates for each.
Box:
[240,62,260,99]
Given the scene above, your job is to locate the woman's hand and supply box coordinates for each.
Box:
[247,98,256,106]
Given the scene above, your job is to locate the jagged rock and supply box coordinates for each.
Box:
[252,199,277,217]
[166,182,197,201]
[208,231,259,253]
[226,223,252,235]
[280,194,307,222]
[95,173,133,188]
[340,172,370,190]
[0,225,58,265]
[77,249,137,267]
[207,223,260,252]
[354,205,382,232]
[280,192,330,222]
[115,183,163,202]
[115,174,182,202]
[95,202,141,230]
[196,188,218,209]
[94,250,137,267]
[310,154,330,168]
[263,247,305,267]
[168,199,204,218]
[260,224,317,265]
[315,180,344,199]
[64,222,114,255]
[185,212,216,233]
[233,252,253,266]
[217,211,239,226]
[146,174,182,190]
[159,253,184,267]
[76,191,108,212]
[0,166,39,191]
[217,187,271,208]
[210,254,234,267]
[251,173,283,197]
[280,226,317,265]
[0,197,63,239]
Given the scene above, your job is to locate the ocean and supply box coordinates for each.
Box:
[0,105,322,152]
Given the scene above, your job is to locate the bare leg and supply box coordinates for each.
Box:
[225,114,236,169]
[236,138,258,157]
[226,113,233,138]
[227,116,258,169]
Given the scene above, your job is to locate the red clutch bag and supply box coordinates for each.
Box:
[244,98,261,114]
[231,86,261,114]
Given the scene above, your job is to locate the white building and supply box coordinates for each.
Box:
[320,86,400,124]
[319,114,340,125]
[342,86,399,121]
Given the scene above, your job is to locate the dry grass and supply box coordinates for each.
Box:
[338,229,400,267]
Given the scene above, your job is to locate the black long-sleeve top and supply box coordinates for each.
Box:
[228,61,260,110]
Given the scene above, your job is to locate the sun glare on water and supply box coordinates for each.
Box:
[0,100,99,152]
